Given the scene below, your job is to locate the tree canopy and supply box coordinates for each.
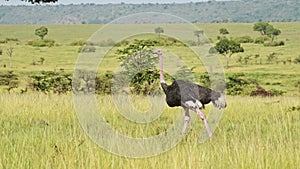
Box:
[253,22,281,42]
[14,0,57,3]
[35,26,48,40]
[215,38,244,68]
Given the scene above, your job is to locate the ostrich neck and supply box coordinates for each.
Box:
[159,54,166,83]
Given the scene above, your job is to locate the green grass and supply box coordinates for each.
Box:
[0,94,299,168]
[0,23,299,95]
[0,23,299,168]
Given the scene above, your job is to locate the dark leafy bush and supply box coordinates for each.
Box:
[268,89,285,96]
[29,70,72,94]
[95,71,113,94]
[73,70,114,95]
[27,38,55,47]
[70,40,86,46]
[264,41,285,47]
[226,73,258,95]
[288,105,300,112]
[78,46,96,53]
[129,69,161,95]
[234,36,254,43]
[254,36,269,44]
[0,39,7,44]
[5,38,19,41]
[0,48,2,55]
[294,56,300,64]
[0,71,19,92]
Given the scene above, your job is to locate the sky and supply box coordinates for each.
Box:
[0,0,227,6]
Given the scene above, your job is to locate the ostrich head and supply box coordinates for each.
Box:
[212,92,227,109]
[154,50,162,55]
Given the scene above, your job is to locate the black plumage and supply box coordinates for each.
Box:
[155,49,226,136]
[161,80,224,109]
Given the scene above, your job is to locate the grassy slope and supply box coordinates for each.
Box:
[1,23,299,95]
[0,23,299,168]
[0,94,299,168]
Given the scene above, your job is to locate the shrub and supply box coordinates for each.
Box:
[5,38,19,41]
[70,40,86,46]
[0,39,7,44]
[226,73,258,95]
[264,41,285,47]
[254,36,269,44]
[73,70,114,95]
[0,48,2,55]
[294,56,300,64]
[95,71,114,95]
[97,39,116,47]
[27,38,55,47]
[129,69,161,95]
[0,71,19,92]
[234,36,254,43]
[29,70,72,94]
[78,46,96,53]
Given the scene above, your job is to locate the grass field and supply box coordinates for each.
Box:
[0,22,300,168]
[0,94,299,168]
[0,22,299,95]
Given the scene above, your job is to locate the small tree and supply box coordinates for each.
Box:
[116,39,160,94]
[253,22,270,36]
[6,47,13,68]
[154,27,164,39]
[266,25,281,42]
[35,26,48,40]
[219,28,229,35]
[194,30,204,46]
[253,22,282,43]
[215,38,244,68]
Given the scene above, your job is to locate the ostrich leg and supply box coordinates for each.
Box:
[182,107,190,133]
[195,108,212,137]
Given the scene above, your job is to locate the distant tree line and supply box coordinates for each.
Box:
[0,1,299,24]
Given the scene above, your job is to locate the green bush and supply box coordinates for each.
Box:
[95,71,113,95]
[264,41,285,47]
[29,70,72,94]
[78,46,96,53]
[234,36,254,43]
[0,39,7,44]
[254,36,269,44]
[294,56,300,64]
[0,48,2,55]
[72,70,114,95]
[129,69,161,95]
[5,37,19,41]
[226,73,258,95]
[27,38,55,47]
[70,40,86,46]
[0,71,19,92]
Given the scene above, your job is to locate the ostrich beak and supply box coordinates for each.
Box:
[153,50,162,55]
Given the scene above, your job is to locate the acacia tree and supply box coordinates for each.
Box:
[215,38,244,68]
[194,30,204,46]
[35,26,48,40]
[266,25,281,42]
[219,28,229,35]
[6,47,13,68]
[253,22,270,36]
[116,39,160,94]
[253,22,281,42]
[154,27,164,39]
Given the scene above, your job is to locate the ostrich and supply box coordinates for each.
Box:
[155,50,226,137]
